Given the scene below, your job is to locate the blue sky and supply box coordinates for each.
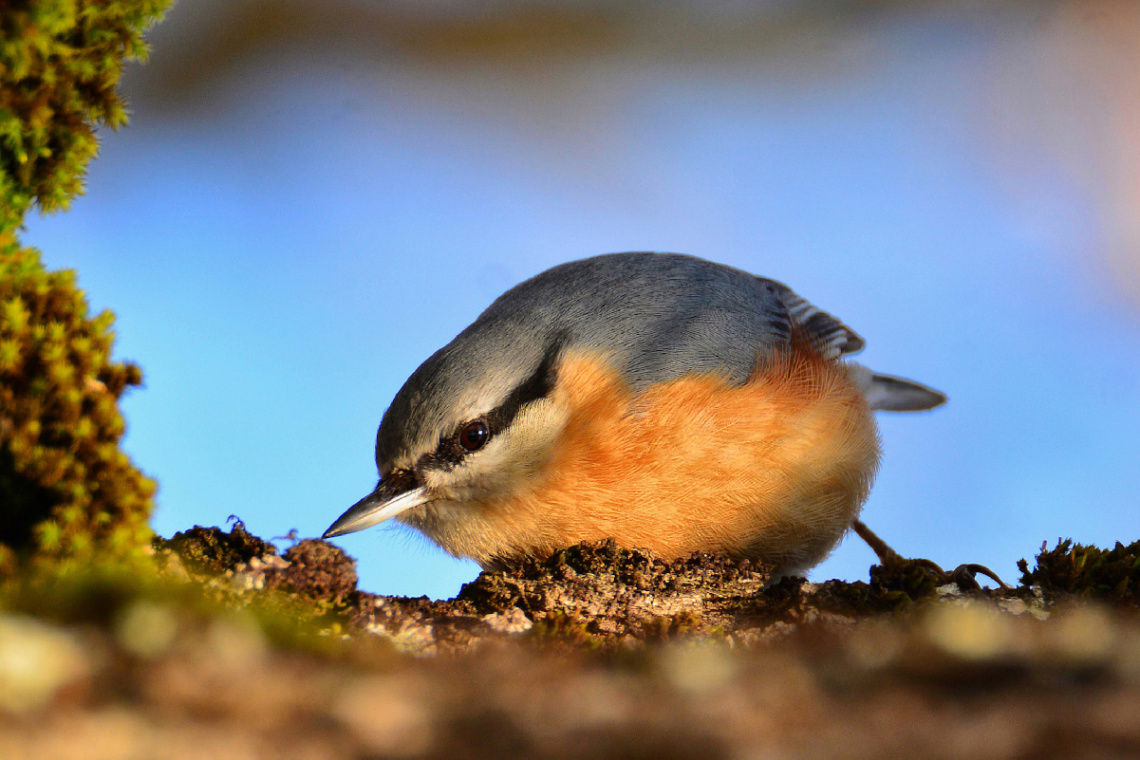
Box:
[21,6,1140,598]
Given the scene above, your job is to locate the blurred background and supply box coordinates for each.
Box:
[21,0,1140,599]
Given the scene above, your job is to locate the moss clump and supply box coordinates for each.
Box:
[0,241,154,575]
[866,556,943,608]
[1018,538,1140,605]
[0,0,173,576]
[153,524,366,643]
[159,520,278,576]
[638,610,717,641]
[527,609,605,648]
[265,539,359,606]
[1,0,172,233]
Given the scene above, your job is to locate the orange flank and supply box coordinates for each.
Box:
[468,346,881,575]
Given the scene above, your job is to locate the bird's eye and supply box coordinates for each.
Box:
[458,419,490,452]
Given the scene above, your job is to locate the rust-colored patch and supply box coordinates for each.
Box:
[464,346,880,573]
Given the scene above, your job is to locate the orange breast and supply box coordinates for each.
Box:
[475,344,881,574]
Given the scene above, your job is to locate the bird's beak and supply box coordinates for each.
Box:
[322,481,429,538]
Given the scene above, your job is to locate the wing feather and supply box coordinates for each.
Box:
[760,279,866,359]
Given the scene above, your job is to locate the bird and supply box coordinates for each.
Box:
[323,252,946,577]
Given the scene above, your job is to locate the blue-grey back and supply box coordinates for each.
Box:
[375,253,859,466]
[466,252,794,386]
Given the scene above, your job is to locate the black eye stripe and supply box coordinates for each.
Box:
[375,467,418,498]
[485,339,561,435]
[415,339,562,473]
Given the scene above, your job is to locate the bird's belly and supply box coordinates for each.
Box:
[457,349,880,575]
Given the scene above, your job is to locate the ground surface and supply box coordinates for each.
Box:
[2,524,1139,759]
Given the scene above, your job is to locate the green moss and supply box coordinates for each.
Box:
[1,0,172,232]
[0,240,154,575]
[867,555,943,608]
[0,549,362,660]
[1018,538,1140,605]
[159,520,278,576]
[792,558,946,617]
[153,523,365,645]
[268,538,359,606]
[527,610,604,648]
[2,556,165,627]
[638,610,717,641]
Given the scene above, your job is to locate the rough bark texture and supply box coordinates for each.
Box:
[2,524,1139,759]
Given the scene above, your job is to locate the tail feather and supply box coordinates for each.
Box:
[848,364,947,412]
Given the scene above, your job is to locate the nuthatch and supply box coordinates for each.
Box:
[324,252,945,577]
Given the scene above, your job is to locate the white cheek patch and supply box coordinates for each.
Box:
[504,400,570,462]
[423,437,514,500]
[420,466,456,491]
[423,397,570,503]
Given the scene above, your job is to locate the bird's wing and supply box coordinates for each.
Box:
[760,279,866,360]
[761,279,946,410]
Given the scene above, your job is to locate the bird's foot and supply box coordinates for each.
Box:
[852,520,1008,592]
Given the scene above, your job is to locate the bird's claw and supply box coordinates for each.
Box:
[852,520,1008,591]
[945,562,1008,591]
